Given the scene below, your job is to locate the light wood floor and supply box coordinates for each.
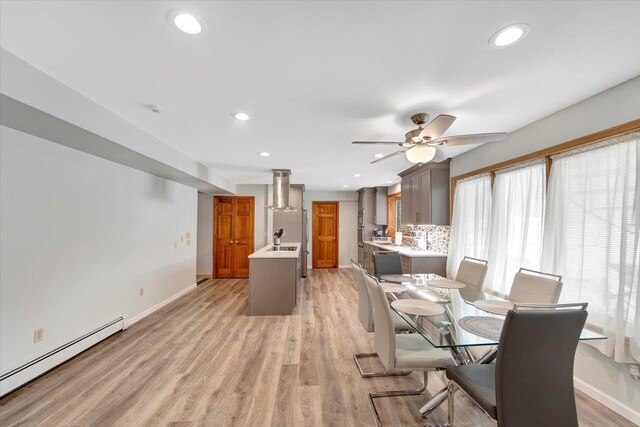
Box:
[0,269,634,426]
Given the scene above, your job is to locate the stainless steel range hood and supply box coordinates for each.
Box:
[266,169,297,211]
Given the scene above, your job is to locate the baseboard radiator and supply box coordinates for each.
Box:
[0,315,127,397]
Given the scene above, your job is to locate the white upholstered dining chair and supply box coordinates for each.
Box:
[365,272,455,426]
[508,268,563,304]
[350,262,413,378]
[455,256,488,290]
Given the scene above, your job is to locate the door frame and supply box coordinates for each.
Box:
[212,196,255,279]
[312,201,339,269]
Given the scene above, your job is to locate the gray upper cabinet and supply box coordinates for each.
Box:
[374,187,388,225]
[400,161,450,225]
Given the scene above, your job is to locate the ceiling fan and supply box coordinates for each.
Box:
[353,113,508,164]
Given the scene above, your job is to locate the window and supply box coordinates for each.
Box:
[542,133,639,362]
[449,126,639,364]
[485,161,546,296]
[447,174,492,278]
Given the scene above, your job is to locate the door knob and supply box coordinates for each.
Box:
[235,240,239,244]
[230,240,233,244]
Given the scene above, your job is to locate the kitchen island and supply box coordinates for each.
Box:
[248,243,302,316]
[362,240,447,276]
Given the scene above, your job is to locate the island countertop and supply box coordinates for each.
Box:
[363,241,447,258]
[248,242,302,259]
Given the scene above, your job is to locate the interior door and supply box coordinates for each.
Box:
[312,201,339,268]
[214,196,254,278]
[214,197,234,278]
[233,197,254,277]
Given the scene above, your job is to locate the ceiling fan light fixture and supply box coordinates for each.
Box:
[405,146,437,164]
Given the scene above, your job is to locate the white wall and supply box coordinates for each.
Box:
[0,125,197,375]
[196,193,213,275]
[236,184,271,249]
[450,76,640,423]
[304,191,358,268]
[451,76,640,177]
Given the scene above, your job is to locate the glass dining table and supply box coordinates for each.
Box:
[380,273,606,417]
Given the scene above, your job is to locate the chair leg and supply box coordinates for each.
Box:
[353,352,411,378]
[447,381,456,426]
[368,371,430,427]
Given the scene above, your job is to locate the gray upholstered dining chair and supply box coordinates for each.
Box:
[365,272,455,426]
[508,268,563,304]
[455,256,488,290]
[372,252,403,279]
[446,302,588,427]
[350,262,413,378]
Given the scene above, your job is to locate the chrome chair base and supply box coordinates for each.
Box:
[369,371,443,427]
[353,352,411,378]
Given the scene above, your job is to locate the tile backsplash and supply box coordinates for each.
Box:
[414,225,450,254]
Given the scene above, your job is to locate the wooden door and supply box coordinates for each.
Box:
[214,196,254,278]
[312,202,339,268]
[233,197,254,277]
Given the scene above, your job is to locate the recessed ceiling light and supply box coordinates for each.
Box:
[386,181,393,184]
[168,11,204,35]
[343,185,349,188]
[234,112,250,121]
[258,152,270,157]
[353,173,361,177]
[489,24,530,47]
[374,153,384,158]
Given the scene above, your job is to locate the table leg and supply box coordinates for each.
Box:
[419,386,448,416]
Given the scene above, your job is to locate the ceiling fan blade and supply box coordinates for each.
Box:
[418,114,456,140]
[370,149,408,164]
[352,141,403,145]
[432,148,449,163]
[433,132,508,146]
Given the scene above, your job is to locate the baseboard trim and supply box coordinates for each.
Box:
[338,264,352,269]
[574,376,640,425]
[127,283,197,326]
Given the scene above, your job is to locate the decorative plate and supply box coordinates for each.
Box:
[458,316,504,341]
[473,299,514,316]
[380,274,417,284]
[391,299,445,316]
[426,279,467,289]
[380,283,407,293]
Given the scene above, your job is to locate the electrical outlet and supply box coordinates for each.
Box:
[186,232,191,239]
[139,288,144,297]
[34,328,44,343]
[186,239,191,246]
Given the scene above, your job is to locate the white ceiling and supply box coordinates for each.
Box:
[1,1,639,190]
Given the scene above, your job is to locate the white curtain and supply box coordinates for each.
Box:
[447,174,492,278]
[542,132,640,363]
[485,161,546,296]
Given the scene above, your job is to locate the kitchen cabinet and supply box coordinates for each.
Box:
[357,187,379,243]
[400,161,450,225]
[374,187,388,225]
[400,254,447,276]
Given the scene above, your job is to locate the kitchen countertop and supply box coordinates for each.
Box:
[363,241,447,258]
[248,243,302,259]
